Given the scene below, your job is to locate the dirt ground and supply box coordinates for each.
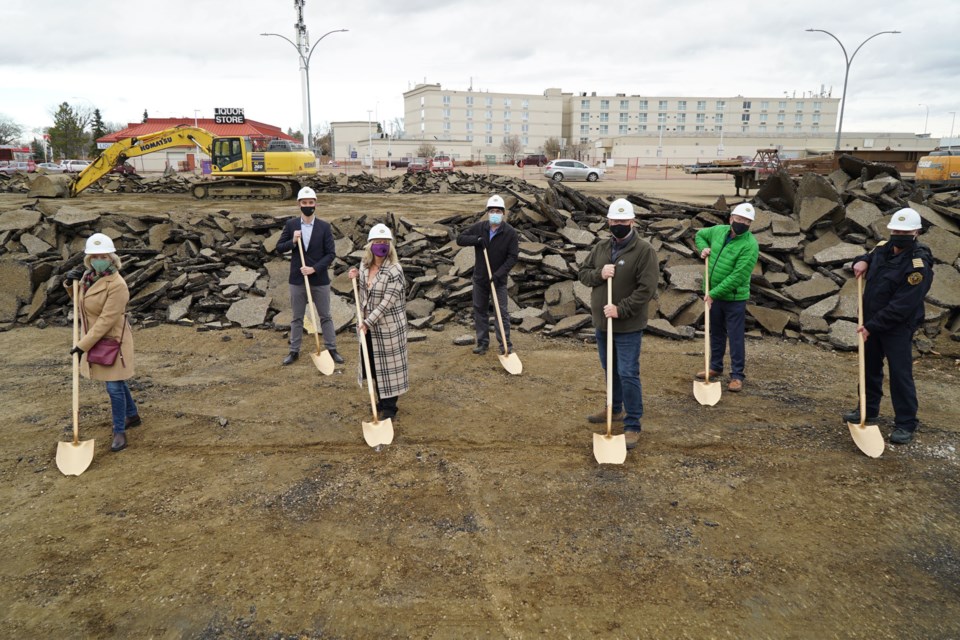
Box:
[1,184,959,639]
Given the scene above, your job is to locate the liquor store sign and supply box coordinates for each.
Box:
[215,108,245,124]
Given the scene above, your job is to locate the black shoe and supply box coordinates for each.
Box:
[328,349,345,364]
[125,415,142,429]
[842,408,879,423]
[473,344,488,355]
[498,345,513,355]
[282,352,299,366]
[889,428,915,445]
[110,432,127,452]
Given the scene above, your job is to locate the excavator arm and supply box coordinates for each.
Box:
[70,126,216,196]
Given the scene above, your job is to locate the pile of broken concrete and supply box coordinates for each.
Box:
[0,157,957,355]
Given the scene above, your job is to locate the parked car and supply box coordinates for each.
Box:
[429,155,454,172]
[37,162,64,173]
[517,154,548,167]
[60,160,91,173]
[110,162,137,175]
[0,161,35,174]
[406,158,429,174]
[543,159,603,182]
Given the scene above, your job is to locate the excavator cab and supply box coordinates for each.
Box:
[213,137,245,171]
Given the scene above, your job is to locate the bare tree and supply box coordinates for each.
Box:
[500,135,522,163]
[0,114,24,145]
[543,136,561,159]
[416,142,436,159]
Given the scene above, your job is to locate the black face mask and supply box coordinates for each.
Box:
[731,222,750,236]
[888,234,915,249]
[610,224,631,239]
[300,206,315,217]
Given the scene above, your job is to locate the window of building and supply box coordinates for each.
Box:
[695,125,705,132]
[600,99,609,109]
[442,108,450,118]
[811,124,819,131]
[619,113,628,123]
[522,136,529,145]
[716,100,725,111]
[812,114,821,124]
[676,125,685,132]
[657,124,665,132]
[581,99,590,110]
[715,114,724,124]
[420,122,424,132]
[466,96,474,106]
[521,124,529,132]
[485,97,493,106]
[795,101,804,111]
[485,110,492,120]
[778,101,786,111]
[777,113,785,123]
[741,113,750,122]
[420,109,425,120]
[776,125,784,133]
[715,125,723,132]
[677,113,686,123]
[522,111,529,121]
[637,124,646,131]
[466,122,473,131]
[442,95,450,105]
[813,101,822,112]
[443,121,450,131]
[678,100,687,111]
[580,124,589,135]
[659,100,669,110]
[759,113,767,123]
[696,113,705,123]
[522,99,529,109]
[600,112,609,122]
[486,135,493,144]
[485,122,493,132]
[759,125,767,133]
[466,109,473,119]
[504,111,511,120]
[794,122,803,130]
[580,112,589,123]
[619,124,628,134]
[638,113,648,123]
[742,100,751,110]
[638,100,647,110]
[580,137,589,144]
[504,98,511,108]
[794,113,803,123]
[466,134,473,142]
[504,123,511,132]
[620,99,629,110]
[657,112,666,123]
[420,97,424,107]
[599,124,608,135]
[741,125,749,132]
[697,100,706,111]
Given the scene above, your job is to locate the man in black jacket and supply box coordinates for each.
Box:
[843,208,933,444]
[275,187,344,366]
[456,195,520,355]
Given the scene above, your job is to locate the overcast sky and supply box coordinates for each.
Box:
[2,0,958,142]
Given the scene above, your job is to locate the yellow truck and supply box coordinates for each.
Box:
[915,148,960,185]
[71,125,317,199]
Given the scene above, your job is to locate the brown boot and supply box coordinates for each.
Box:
[728,379,743,392]
[624,430,641,450]
[695,369,722,380]
[587,409,624,424]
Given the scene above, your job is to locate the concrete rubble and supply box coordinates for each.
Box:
[0,155,957,353]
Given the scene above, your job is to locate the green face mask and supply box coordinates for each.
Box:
[91,259,112,274]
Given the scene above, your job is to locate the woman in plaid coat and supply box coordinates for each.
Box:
[349,224,409,420]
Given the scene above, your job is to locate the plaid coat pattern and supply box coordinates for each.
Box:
[356,262,409,398]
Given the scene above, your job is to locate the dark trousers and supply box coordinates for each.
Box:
[105,380,138,434]
[595,328,644,430]
[472,278,511,349]
[363,331,398,418]
[709,299,747,380]
[864,327,918,431]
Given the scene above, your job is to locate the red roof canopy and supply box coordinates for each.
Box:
[97,118,299,144]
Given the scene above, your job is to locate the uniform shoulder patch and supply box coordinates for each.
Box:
[912,258,924,269]
[908,272,923,286]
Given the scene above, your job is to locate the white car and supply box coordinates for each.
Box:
[37,162,64,173]
[60,160,91,173]
[543,159,603,182]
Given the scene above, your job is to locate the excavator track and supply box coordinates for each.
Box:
[190,178,297,200]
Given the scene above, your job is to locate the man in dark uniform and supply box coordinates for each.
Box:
[456,195,520,355]
[843,208,933,444]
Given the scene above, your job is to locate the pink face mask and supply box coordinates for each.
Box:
[371,243,390,257]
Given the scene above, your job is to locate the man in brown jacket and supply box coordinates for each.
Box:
[578,198,660,450]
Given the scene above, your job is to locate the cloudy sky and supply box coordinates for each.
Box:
[2,0,958,141]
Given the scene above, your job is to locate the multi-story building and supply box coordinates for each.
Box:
[402,84,564,160]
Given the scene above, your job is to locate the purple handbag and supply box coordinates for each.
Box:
[81,296,126,367]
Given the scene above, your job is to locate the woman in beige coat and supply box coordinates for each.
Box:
[64,233,139,452]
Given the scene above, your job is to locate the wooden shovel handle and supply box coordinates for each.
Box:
[606,278,614,438]
[72,280,80,445]
[857,276,867,426]
[703,257,711,383]
[351,276,380,422]
[296,236,323,354]
[482,247,510,356]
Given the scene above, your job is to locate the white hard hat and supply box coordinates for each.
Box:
[887,207,922,231]
[486,195,505,210]
[297,186,317,201]
[607,198,635,220]
[84,233,116,254]
[367,223,394,241]
[731,203,756,221]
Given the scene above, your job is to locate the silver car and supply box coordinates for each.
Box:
[543,159,603,182]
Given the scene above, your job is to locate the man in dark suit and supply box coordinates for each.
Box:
[276,186,344,365]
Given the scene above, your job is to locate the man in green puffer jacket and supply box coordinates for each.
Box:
[693,202,760,392]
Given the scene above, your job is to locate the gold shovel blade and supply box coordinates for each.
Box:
[847,421,884,458]
[310,350,335,376]
[362,418,394,447]
[498,353,523,375]
[56,439,95,476]
[593,433,627,464]
[693,380,722,406]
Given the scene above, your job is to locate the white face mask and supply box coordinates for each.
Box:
[489,212,503,225]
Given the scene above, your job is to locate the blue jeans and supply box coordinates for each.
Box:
[709,299,747,381]
[595,329,643,430]
[105,381,138,434]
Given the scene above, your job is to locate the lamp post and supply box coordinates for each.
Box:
[806,28,900,150]
[367,109,373,170]
[261,26,347,151]
[918,103,929,135]
[950,111,957,139]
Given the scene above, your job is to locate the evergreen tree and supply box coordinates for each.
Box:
[47,103,88,159]
[142,109,149,123]
[89,108,107,157]
[30,138,46,162]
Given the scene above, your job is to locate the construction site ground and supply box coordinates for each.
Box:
[1,174,959,639]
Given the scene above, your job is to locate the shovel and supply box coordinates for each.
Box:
[482,247,522,375]
[848,276,884,458]
[351,276,394,448]
[56,280,95,476]
[296,236,335,376]
[593,278,627,464]
[693,257,721,406]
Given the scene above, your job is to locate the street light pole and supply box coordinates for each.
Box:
[261,18,347,152]
[806,28,901,151]
[918,103,929,135]
[367,109,373,170]
[950,112,957,139]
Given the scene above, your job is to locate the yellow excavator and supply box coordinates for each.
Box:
[70,125,318,199]
[915,148,960,186]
